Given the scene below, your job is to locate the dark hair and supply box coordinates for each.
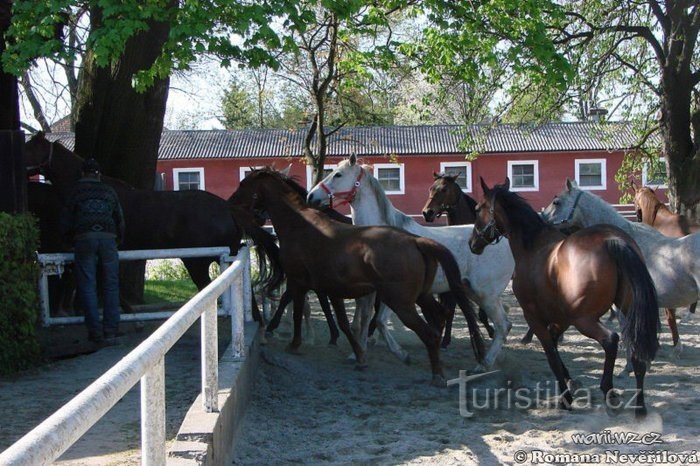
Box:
[82,158,101,174]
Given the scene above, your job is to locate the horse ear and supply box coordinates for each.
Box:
[349,153,357,166]
[565,178,578,191]
[433,171,440,180]
[480,176,490,195]
[280,164,292,177]
[631,180,639,192]
[450,172,461,182]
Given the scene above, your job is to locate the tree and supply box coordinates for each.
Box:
[220,80,257,129]
[406,0,699,220]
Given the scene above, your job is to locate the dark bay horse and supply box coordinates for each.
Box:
[24,133,282,298]
[229,168,486,385]
[420,172,496,346]
[469,178,660,417]
[634,186,700,237]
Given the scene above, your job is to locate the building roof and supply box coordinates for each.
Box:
[45,121,654,160]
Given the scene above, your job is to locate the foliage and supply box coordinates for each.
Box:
[220,80,257,129]
[0,213,41,375]
[145,259,190,281]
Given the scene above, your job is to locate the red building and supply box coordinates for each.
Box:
[48,122,667,220]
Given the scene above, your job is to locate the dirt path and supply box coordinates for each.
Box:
[234,288,700,465]
[0,322,230,465]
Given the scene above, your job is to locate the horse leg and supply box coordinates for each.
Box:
[665,308,682,359]
[521,327,535,344]
[182,257,214,290]
[391,293,444,386]
[375,304,411,364]
[478,307,496,339]
[328,296,366,369]
[529,319,573,409]
[316,292,339,345]
[367,294,382,338]
[285,286,307,354]
[438,292,456,348]
[302,295,315,344]
[573,318,620,413]
[266,288,293,336]
[474,297,511,371]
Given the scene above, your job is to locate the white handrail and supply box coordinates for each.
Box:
[0,246,251,466]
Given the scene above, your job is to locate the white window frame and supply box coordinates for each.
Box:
[239,166,264,182]
[440,161,472,193]
[575,158,607,191]
[306,164,338,190]
[173,167,205,191]
[373,163,405,195]
[642,157,668,189]
[507,160,539,192]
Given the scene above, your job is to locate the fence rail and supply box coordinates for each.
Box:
[0,246,252,466]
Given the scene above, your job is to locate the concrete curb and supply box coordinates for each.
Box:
[168,322,260,465]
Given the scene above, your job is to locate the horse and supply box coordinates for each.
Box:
[23,132,283,303]
[470,177,660,417]
[634,186,700,237]
[543,179,700,364]
[307,156,514,372]
[228,167,486,385]
[421,171,497,344]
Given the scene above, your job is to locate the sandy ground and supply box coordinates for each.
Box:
[234,288,700,465]
[0,321,231,465]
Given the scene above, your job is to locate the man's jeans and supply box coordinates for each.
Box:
[74,237,120,336]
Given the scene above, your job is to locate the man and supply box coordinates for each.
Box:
[62,158,125,344]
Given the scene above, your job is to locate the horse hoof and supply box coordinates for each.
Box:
[520,336,533,345]
[634,406,648,419]
[440,340,451,349]
[346,353,357,362]
[367,336,377,347]
[467,364,486,375]
[431,375,447,388]
[355,363,369,371]
[673,344,683,359]
[604,390,622,416]
[285,344,302,355]
[327,339,338,346]
[265,330,274,339]
[402,354,411,366]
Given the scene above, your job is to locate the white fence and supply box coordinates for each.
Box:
[0,246,252,466]
[37,246,235,326]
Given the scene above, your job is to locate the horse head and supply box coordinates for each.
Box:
[634,186,661,224]
[422,172,463,222]
[541,178,587,228]
[306,154,365,209]
[25,132,83,197]
[469,177,509,254]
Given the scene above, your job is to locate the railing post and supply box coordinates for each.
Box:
[243,247,253,322]
[38,266,51,327]
[141,357,166,466]
[231,271,245,360]
[201,299,219,412]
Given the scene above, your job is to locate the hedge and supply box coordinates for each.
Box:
[0,212,40,375]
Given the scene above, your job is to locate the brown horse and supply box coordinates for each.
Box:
[421,172,495,347]
[228,168,486,385]
[469,178,659,417]
[634,186,700,237]
[24,132,282,299]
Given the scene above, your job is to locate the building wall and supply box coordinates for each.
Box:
[156,148,658,220]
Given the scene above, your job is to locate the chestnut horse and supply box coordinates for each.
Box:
[229,168,486,385]
[634,186,700,237]
[470,178,659,417]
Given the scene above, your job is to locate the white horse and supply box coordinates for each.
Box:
[307,155,515,371]
[542,179,700,362]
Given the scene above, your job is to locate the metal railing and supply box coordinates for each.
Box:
[37,246,235,326]
[0,246,252,466]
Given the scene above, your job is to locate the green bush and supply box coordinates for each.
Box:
[0,212,40,375]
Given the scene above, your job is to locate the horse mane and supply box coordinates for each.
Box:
[358,163,415,230]
[492,183,550,249]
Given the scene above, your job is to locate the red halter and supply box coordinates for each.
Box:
[319,168,364,208]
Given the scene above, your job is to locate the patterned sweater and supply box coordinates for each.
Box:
[61,178,125,241]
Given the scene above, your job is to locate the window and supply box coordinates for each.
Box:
[239,166,264,182]
[373,163,405,194]
[575,159,606,190]
[173,168,205,191]
[306,164,337,190]
[507,161,539,191]
[440,162,472,192]
[642,157,668,188]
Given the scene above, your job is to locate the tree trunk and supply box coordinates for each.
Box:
[660,68,700,224]
[0,0,26,213]
[72,4,174,301]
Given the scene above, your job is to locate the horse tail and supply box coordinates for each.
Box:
[606,238,660,362]
[416,238,485,364]
[229,205,284,293]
